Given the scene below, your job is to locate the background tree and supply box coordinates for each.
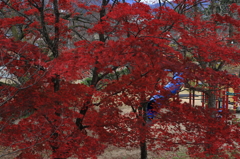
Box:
[158,0,240,108]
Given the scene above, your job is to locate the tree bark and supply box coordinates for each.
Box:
[140,141,147,159]
[139,102,148,159]
[206,91,216,109]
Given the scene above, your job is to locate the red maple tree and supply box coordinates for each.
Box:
[0,0,239,158]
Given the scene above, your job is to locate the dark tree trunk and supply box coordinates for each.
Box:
[139,102,148,159]
[206,91,216,109]
[140,140,147,159]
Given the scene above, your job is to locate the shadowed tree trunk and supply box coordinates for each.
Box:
[206,90,216,109]
[139,102,148,159]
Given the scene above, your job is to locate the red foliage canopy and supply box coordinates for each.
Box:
[0,0,239,158]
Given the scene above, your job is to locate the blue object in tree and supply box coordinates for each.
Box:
[147,72,184,119]
[164,73,184,94]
